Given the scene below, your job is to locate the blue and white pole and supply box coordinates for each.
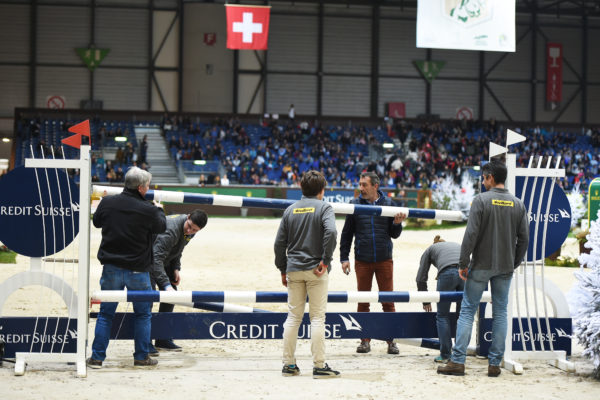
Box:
[93,185,463,221]
[92,290,492,304]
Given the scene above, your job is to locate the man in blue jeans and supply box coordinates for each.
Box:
[87,167,166,369]
[438,160,528,377]
[416,235,463,363]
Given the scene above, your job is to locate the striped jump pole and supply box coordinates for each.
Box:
[93,185,464,221]
[91,290,492,304]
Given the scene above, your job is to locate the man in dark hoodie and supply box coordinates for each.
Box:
[150,209,208,352]
[340,171,406,355]
[87,167,166,369]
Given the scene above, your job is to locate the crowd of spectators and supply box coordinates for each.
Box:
[164,115,600,192]
[14,114,599,192]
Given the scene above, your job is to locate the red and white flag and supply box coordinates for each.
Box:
[225,4,270,50]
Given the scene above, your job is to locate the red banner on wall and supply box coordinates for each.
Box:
[546,43,563,110]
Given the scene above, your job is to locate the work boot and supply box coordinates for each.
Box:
[134,357,158,367]
[387,342,399,355]
[155,339,182,352]
[488,365,501,377]
[437,360,465,376]
[86,357,102,369]
[356,339,371,353]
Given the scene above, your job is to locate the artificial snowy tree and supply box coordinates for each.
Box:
[571,210,600,379]
[432,174,476,220]
[567,183,587,229]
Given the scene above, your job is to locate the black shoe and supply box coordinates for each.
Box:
[86,357,102,369]
[313,363,341,379]
[356,339,371,353]
[148,343,159,357]
[387,342,399,355]
[134,357,158,367]
[155,339,182,352]
[282,364,300,377]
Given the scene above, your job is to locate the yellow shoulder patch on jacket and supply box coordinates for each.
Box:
[293,207,315,214]
[492,199,514,207]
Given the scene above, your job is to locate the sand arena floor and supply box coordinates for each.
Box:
[0,217,598,399]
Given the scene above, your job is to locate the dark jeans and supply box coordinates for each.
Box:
[91,264,152,361]
[436,266,464,359]
[151,270,175,340]
[355,259,394,342]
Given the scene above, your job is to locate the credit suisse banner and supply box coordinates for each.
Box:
[416,0,515,52]
[546,42,563,107]
[0,167,79,257]
[515,176,571,262]
[225,4,271,50]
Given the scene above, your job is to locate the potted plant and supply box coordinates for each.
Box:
[577,229,590,255]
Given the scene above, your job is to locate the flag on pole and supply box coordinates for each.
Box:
[62,119,91,149]
[225,4,271,50]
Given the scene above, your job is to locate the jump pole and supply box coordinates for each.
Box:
[92,185,464,221]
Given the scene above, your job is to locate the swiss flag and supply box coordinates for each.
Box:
[225,5,271,50]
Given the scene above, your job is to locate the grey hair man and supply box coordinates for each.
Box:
[88,166,167,369]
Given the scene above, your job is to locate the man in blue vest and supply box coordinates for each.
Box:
[340,171,406,355]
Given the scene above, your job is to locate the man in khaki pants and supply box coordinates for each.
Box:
[274,170,340,379]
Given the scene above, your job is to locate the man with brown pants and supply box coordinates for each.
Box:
[340,171,406,354]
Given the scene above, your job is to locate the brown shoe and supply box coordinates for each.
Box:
[387,342,399,355]
[134,357,158,367]
[488,365,501,377]
[356,339,371,353]
[437,360,465,376]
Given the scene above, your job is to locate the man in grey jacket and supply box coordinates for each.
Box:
[274,170,340,379]
[438,159,529,377]
[150,209,208,352]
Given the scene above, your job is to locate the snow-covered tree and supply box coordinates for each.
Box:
[431,173,476,220]
[567,183,587,229]
[570,210,600,379]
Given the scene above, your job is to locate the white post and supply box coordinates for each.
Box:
[76,145,91,377]
[15,145,92,377]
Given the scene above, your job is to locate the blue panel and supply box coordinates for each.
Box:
[98,312,440,340]
[0,317,77,358]
[516,177,571,261]
[478,318,571,356]
[0,166,80,257]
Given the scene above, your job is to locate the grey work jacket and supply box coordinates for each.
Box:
[151,214,195,289]
[460,187,529,275]
[274,196,337,274]
[415,241,461,291]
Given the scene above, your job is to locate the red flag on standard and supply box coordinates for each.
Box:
[225,4,271,50]
[68,119,91,137]
[62,119,91,149]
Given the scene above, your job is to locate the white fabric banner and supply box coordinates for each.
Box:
[417,0,515,52]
